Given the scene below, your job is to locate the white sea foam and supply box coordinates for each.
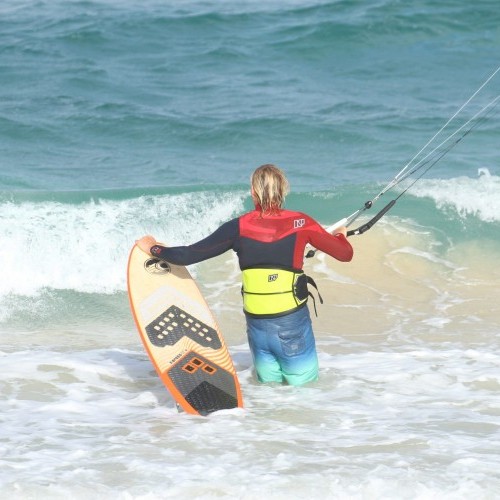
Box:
[1,343,500,499]
[0,191,245,298]
[410,168,500,223]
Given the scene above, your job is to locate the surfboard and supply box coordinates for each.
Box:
[127,244,243,416]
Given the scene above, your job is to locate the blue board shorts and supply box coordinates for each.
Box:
[245,305,319,386]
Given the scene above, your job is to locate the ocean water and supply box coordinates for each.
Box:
[1,0,500,498]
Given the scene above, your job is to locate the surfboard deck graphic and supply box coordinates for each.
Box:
[127,244,243,416]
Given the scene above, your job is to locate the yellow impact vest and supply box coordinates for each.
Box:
[242,267,322,317]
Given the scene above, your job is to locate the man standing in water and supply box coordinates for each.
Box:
[137,164,353,386]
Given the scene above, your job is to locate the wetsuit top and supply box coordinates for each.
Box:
[150,208,353,270]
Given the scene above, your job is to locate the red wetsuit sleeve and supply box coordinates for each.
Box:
[297,219,353,266]
[309,231,353,261]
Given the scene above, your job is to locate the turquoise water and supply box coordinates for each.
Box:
[2,0,499,192]
[1,1,500,498]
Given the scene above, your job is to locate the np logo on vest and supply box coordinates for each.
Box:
[268,273,278,282]
[293,218,305,229]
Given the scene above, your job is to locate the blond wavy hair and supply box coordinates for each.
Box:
[251,164,289,215]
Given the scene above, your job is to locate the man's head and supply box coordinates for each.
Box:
[250,164,289,215]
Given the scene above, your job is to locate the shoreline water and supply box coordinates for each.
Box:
[3,216,499,498]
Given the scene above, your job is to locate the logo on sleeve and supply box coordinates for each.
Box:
[268,273,278,282]
[294,218,306,229]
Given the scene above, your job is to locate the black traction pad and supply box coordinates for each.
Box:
[168,351,238,415]
[145,305,222,349]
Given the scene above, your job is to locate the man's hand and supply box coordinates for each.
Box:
[332,226,347,237]
[136,235,157,254]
